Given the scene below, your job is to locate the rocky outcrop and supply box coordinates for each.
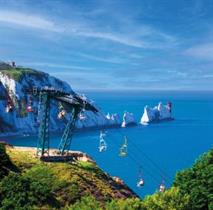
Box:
[0,62,132,135]
[140,102,173,124]
[121,111,136,127]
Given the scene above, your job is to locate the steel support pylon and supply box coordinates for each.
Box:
[37,92,50,156]
[58,107,79,155]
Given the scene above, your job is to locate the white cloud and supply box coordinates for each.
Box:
[202,74,213,78]
[22,62,93,71]
[76,52,126,64]
[0,10,63,32]
[75,31,147,48]
[184,43,213,60]
[0,9,176,49]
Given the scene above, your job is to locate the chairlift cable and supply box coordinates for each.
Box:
[106,131,162,182]
[115,128,171,182]
[106,131,161,186]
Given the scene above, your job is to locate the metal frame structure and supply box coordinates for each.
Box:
[33,87,98,156]
[37,92,50,156]
[58,106,80,154]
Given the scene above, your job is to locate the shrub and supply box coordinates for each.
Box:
[106,198,143,210]
[68,196,102,210]
[142,187,190,210]
[174,149,213,210]
[0,144,17,178]
[0,172,53,210]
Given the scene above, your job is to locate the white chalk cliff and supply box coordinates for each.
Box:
[0,62,133,135]
[140,102,172,124]
[121,111,136,127]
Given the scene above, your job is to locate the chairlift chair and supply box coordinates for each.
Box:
[5,96,14,113]
[27,105,33,113]
[99,131,107,152]
[137,167,145,187]
[26,95,34,113]
[99,139,107,152]
[159,181,166,192]
[57,102,66,119]
[119,136,128,157]
[137,179,145,187]
[79,110,86,120]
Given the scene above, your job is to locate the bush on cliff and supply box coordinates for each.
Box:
[0,144,17,178]
[174,148,213,210]
[0,173,56,210]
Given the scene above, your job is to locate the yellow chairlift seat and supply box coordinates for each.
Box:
[119,136,128,157]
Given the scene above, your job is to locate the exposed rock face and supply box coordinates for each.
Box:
[0,63,126,135]
[121,111,136,127]
[140,102,173,124]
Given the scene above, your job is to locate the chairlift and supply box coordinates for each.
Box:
[119,136,128,157]
[5,96,14,113]
[27,95,33,113]
[79,110,86,120]
[137,179,144,187]
[99,131,107,152]
[159,181,166,192]
[99,139,107,152]
[57,102,66,119]
[137,167,145,187]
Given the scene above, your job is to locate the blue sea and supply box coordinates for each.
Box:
[3,91,213,197]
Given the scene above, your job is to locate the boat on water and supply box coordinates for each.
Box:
[140,102,173,124]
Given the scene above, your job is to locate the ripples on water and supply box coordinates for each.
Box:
[3,91,213,197]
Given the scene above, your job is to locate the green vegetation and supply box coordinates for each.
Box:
[142,187,190,210]
[0,67,47,82]
[68,187,189,210]
[174,149,213,210]
[0,173,56,210]
[0,144,212,210]
[0,145,137,209]
[0,143,18,178]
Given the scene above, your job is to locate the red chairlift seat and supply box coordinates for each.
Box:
[27,105,33,113]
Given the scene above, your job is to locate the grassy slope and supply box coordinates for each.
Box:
[0,66,47,82]
[3,145,137,209]
[1,144,211,210]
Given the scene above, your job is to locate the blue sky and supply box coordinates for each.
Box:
[0,0,213,91]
